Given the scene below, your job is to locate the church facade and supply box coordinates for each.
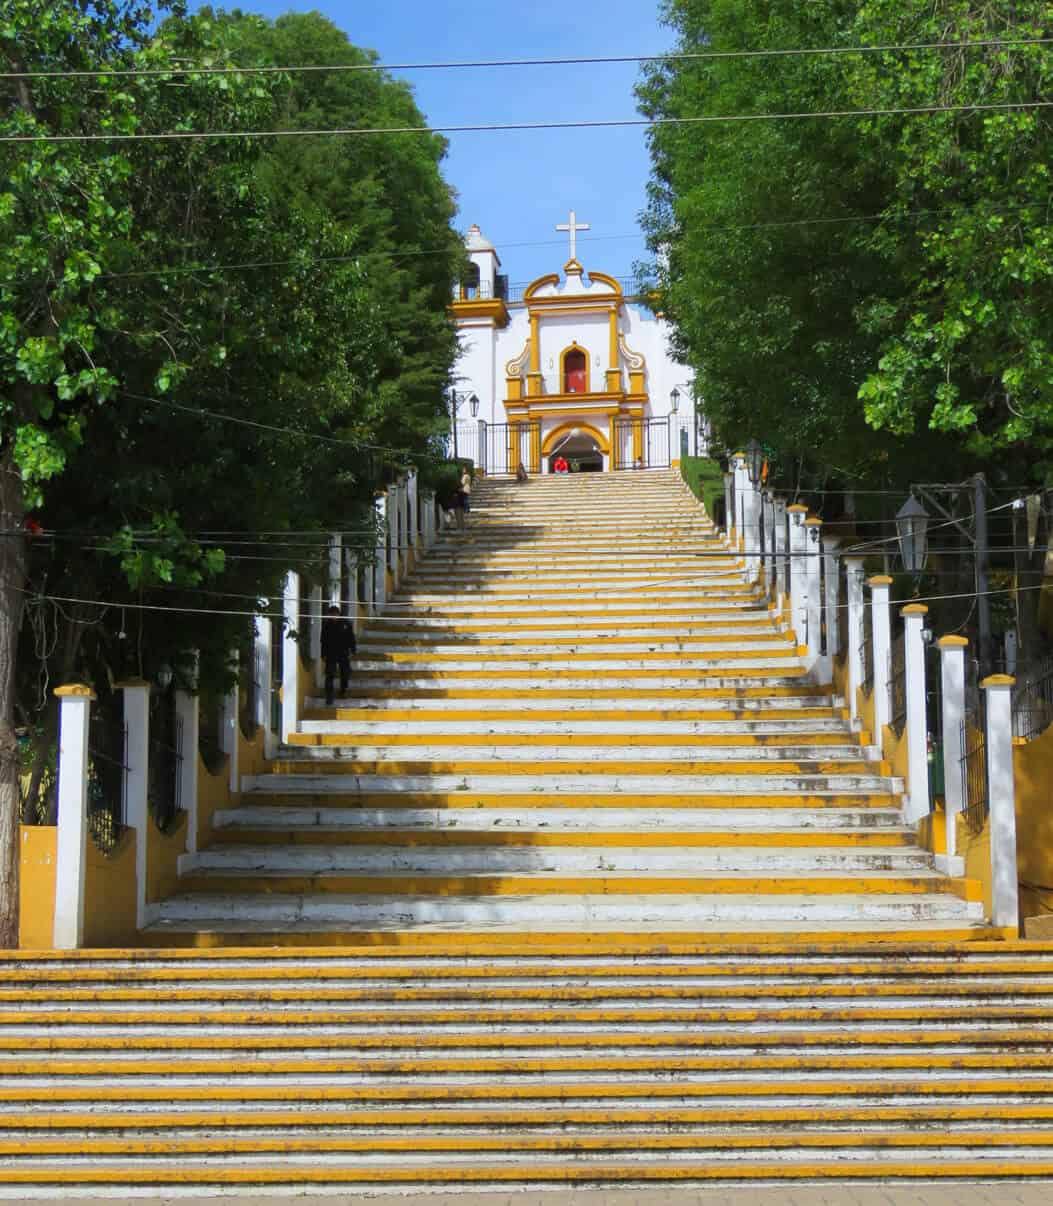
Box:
[449,215,700,475]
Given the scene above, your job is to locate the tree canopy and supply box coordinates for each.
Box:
[638,0,1053,490]
[0,0,462,942]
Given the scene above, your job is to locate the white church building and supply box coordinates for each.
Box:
[449,213,702,475]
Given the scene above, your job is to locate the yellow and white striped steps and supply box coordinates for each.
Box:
[2,944,1053,1189]
[151,469,984,938]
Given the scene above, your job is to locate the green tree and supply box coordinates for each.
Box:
[1,1,460,944]
[637,1,1052,490]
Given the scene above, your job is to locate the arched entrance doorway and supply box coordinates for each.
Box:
[544,424,607,473]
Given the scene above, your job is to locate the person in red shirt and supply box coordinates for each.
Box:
[553,456,569,474]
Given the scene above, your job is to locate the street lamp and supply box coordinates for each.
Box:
[746,439,764,487]
[469,393,480,418]
[896,494,930,576]
[669,387,680,414]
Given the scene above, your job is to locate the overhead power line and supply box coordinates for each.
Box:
[5,99,1052,144]
[93,200,1046,284]
[3,37,1049,80]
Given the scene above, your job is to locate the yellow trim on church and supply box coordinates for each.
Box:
[541,421,611,457]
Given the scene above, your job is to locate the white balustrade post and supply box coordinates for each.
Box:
[938,635,969,868]
[983,674,1019,932]
[119,680,150,931]
[310,584,324,690]
[328,535,342,610]
[823,536,841,662]
[255,615,276,760]
[772,497,788,618]
[397,478,409,573]
[732,454,749,559]
[174,654,199,854]
[763,491,777,601]
[901,604,931,824]
[844,558,866,729]
[52,685,94,950]
[221,648,239,797]
[281,571,299,743]
[786,505,809,647]
[386,489,398,578]
[344,551,358,627]
[373,495,387,613]
[423,492,435,549]
[869,575,894,741]
[361,548,374,620]
[804,518,824,671]
[407,470,419,554]
[722,472,734,543]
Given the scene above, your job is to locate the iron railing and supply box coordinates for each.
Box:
[960,700,989,834]
[1012,655,1053,742]
[860,597,874,697]
[612,418,671,470]
[890,631,907,736]
[835,559,849,665]
[481,421,542,476]
[239,641,262,740]
[86,697,127,854]
[148,691,183,834]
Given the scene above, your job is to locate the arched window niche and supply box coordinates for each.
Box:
[562,344,589,394]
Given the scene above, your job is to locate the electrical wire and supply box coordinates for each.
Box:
[6,99,1052,143]
[5,37,1049,79]
[84,200,1050,285]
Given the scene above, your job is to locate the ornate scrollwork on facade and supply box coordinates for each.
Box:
[505,341,531,378]
[618,332,647,372]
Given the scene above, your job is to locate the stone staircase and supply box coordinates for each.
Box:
[152,468,984,939]
[3,943,1053,1189]
[6,469,1050,1193]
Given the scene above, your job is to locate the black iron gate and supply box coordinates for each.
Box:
[480,421,542,476]
[612,417,671,470]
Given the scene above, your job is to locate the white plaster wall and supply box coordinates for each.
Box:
[452,263,695,427]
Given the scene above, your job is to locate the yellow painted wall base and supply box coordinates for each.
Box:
[1014,721,1053,932]
[18,826,56,949]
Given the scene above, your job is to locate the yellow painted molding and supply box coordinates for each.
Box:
[805,517,822,527]
[786,504,808,514]
[938,635,970,648]
[901,603,929,615]
[449,297,510,327]
[981,673,1016,687]
[867,575,894,586]
[523,272,560,300]
[53,684,95,699]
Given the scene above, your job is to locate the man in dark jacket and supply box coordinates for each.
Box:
[320,605,356,706]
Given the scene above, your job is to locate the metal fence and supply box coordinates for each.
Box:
[86,696,127,854]
[890,631,907,736]
[835,560,849,665]
[612,418,670,470]
[148,690,183,833]
[960,699,989,834]
[860,596,874,697]
[480,421,542,476]
[1012,655,1053,742]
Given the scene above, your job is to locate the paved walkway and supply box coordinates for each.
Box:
[135,1185,1053,1206]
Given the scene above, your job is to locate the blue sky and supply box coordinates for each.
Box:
[194,2,674,285]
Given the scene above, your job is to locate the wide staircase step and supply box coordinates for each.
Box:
[2,944,1053,1190]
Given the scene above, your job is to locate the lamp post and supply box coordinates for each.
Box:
[896,494,930,588]
[746,439,764,488]
[448,390,480,462]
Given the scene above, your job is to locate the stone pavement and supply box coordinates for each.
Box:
[141,1185,1053,1206]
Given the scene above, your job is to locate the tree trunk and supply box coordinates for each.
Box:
[0,447,26,948]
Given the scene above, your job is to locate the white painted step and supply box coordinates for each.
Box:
[276,743,874,763]
[152,893,985,928]
[298,719,849,736]
[244,773,902,794]
[217,807,905,832]
[187,846,934,875]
